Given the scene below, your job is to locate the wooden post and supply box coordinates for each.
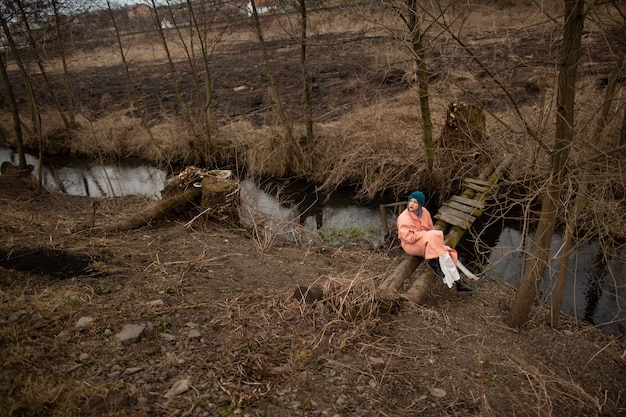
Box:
[379,202,407,236]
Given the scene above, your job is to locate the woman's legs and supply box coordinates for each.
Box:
[438,252,460,288]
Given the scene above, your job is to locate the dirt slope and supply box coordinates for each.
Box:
[0,177,624,417]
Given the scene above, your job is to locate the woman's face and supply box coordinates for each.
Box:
[408,198,421,213]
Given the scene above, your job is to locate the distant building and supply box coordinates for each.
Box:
[161,18,174,29]
[247,0,275,16]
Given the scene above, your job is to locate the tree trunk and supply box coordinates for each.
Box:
[506,0,583,328]
[0,53,26,170]
[52,0,76,126]
[15,0,71,129]
[549,12,625,327]
[407,0,436,181]
[102,188,201,233]
[249,0,297,173]
[379,255,420,290]
[440,102,486,150]
[299,0,314,146]
[105,0,157,148]
[185,0,217,163]
[149,0,195,139]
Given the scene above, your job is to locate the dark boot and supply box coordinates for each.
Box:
[427,258,445,278]
[455,280,476,293]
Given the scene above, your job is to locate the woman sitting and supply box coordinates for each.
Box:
[397,191,476,292]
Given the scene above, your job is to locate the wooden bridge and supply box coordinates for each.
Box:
[378,156,512,303]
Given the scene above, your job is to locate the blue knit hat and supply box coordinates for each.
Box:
[408,191,425,218]
[408,191,425,206]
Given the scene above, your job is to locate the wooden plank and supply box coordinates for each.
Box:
[437,205,476,222]
[445,200,481,215]
[450,195,485,209]
[463,181,489,193]
[434,210,473,229]
[464,178,493,186]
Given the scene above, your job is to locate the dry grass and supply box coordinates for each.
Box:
[0,237,622,416]
[0,1,622,231]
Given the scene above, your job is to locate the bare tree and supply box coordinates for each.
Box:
[149,0,196,139]
[103,0,157,149]
[0,2,41,179]
[506,0,585,328]
[298,0,313,146]
[248,0,297,174]
[377,0,443,181]
[0,53,27,170]
[160,0,233,165]
[12,0,73,130]
[51,0,77,127]
[404,0,436,180]
[549,1,626,327]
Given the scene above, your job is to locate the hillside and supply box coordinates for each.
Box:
[0,174,624,416]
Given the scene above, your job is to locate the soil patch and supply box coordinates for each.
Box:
[0,177,624,417]
[0,248,100,279]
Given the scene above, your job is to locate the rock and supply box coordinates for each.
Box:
[160,333,177,342]
[188,329,201,339]
[165,379,190,397]
[147,299,165,306]
[430,387,447,398]
[114,324,147,345]
[75,316,94,329]
[56,330,72,342]
[368,356,386,367]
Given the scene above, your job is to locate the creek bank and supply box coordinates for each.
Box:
[1,151,624,339]
[0,175,624,416]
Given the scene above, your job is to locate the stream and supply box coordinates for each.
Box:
[1,149,624,338]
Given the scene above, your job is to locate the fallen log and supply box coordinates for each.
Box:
[102,188,201,233]
[101,167,239,233]
[378,255,421,290]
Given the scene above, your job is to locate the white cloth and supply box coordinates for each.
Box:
[456,260,480,280]
[439,253,460,288]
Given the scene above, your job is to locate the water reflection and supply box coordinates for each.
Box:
[486,227,625,337]
[0,149,166,199]
[2,149,623,337]
[0,150,392,246]
[240,179,391,247]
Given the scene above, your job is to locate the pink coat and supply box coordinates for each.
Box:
[397,207,458,263]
